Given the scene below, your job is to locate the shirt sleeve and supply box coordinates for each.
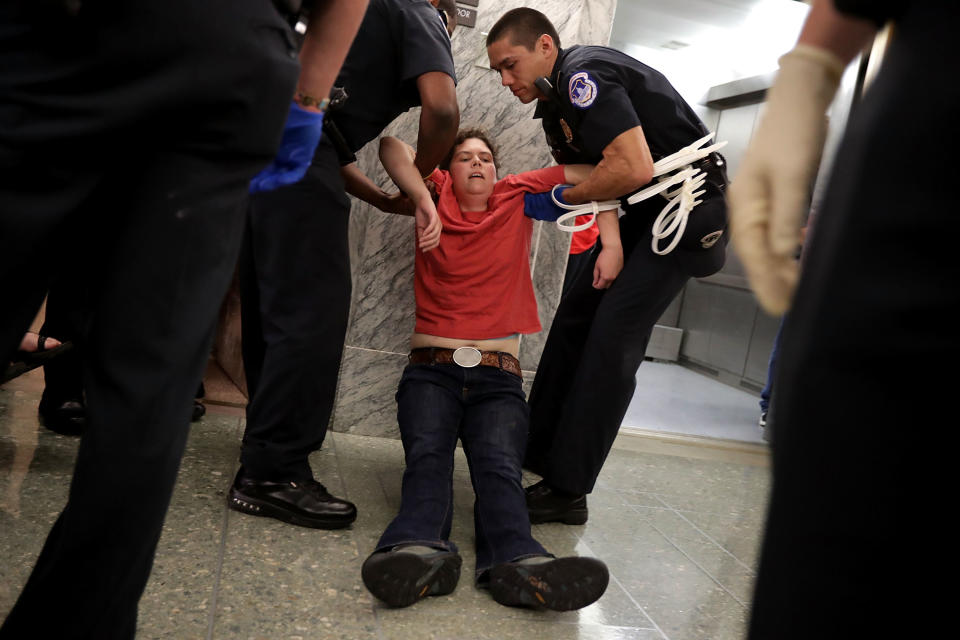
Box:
[502,166,568,194]
[563,61,641,159]
[428,167,448,186]
[394,0,457,84]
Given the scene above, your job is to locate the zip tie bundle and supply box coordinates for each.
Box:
[626,132,728,255]
[550,185,621,233]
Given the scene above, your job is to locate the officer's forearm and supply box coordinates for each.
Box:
[414,72,459,178]
[562,164,596,186]
[341,162,390,210]
[562,160,644,203]
[562,127,654,203]
[297,0,369,110]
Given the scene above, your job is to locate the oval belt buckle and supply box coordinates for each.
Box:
[452,346,482,368]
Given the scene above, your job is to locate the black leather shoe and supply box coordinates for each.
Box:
[191,399,206,422]
[489,556,609,611]
[526,480,588,525]
[38,398,86,436]
[227,470,357,529]
[362,546,462,607]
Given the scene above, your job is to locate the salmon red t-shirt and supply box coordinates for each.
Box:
[415,165,567,339]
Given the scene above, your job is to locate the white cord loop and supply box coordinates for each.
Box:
[551,185,620,233]
[626,132,727,255]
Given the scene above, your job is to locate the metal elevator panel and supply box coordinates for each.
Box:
[714,102,761,185]
[678,279,757,376]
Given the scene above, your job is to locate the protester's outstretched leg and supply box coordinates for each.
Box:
[363,364,463,608]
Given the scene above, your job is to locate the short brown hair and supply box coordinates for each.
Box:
[440,128,498,171]
[486,8,560,51]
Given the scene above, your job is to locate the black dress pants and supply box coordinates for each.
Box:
[525,197,716,495]
[748,3,960,638]
[238,138,352,482]
[39,268,88,406]
[0,1,298,636]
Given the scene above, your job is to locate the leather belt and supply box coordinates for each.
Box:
[408,347,522,378]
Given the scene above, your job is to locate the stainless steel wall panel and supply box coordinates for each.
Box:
[714,102,761,185]
[678,280,757,376]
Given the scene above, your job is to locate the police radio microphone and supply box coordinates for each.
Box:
[534,77,554,99]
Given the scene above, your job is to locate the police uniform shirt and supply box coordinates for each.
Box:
[534,45,709,168]
[330,0,456,153]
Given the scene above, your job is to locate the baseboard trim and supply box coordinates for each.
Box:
[614,426,770,466]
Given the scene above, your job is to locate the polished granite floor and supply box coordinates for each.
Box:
[1,368,770,639]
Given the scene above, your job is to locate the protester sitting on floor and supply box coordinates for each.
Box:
[360,129,619,611]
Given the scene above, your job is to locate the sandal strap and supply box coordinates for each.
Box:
[36,333,48,352]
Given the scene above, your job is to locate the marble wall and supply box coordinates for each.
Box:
[331,0,618,438]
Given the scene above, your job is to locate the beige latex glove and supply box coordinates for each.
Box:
[729,44,845,315]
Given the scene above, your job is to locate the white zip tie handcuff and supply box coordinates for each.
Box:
[552,132,727,255]
[551,188,620,233]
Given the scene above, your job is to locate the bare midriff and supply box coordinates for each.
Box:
[410,332,520,358]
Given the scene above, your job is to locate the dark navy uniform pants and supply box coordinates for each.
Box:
[238,137,352,482]
[526,198,708,495]
[0,1,298,636]
[749,2,960,637]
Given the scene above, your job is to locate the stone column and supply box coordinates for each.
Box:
[332,0,617,438]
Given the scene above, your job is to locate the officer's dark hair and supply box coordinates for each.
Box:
[440,128,499,171]
[486,8,560,51]
[437,0,457,34]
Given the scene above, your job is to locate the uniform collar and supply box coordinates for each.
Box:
[533,47,567,120]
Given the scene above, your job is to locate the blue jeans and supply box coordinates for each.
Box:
[760,317,786,413]
[376,362,548,577]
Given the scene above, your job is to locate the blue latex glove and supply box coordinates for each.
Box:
[523,185,572,221]
[249,102,325,194]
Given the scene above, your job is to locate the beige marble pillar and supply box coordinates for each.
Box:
[331,0,618,438]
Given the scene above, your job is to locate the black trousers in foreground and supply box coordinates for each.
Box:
[238,138,352,482]
[525,193,726,495]
[748,3,960,638]
[0,1,298,636]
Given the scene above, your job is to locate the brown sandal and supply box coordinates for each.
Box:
[2,333,73,384]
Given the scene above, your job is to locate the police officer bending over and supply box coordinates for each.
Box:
[486,8,729,525]
[230,0,459,529]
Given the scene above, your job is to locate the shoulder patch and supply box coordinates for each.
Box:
[568,71,598,109]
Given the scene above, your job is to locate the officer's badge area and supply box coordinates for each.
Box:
[568,71,598,108]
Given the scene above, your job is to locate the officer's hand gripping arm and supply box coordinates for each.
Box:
[341,162,413,215]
